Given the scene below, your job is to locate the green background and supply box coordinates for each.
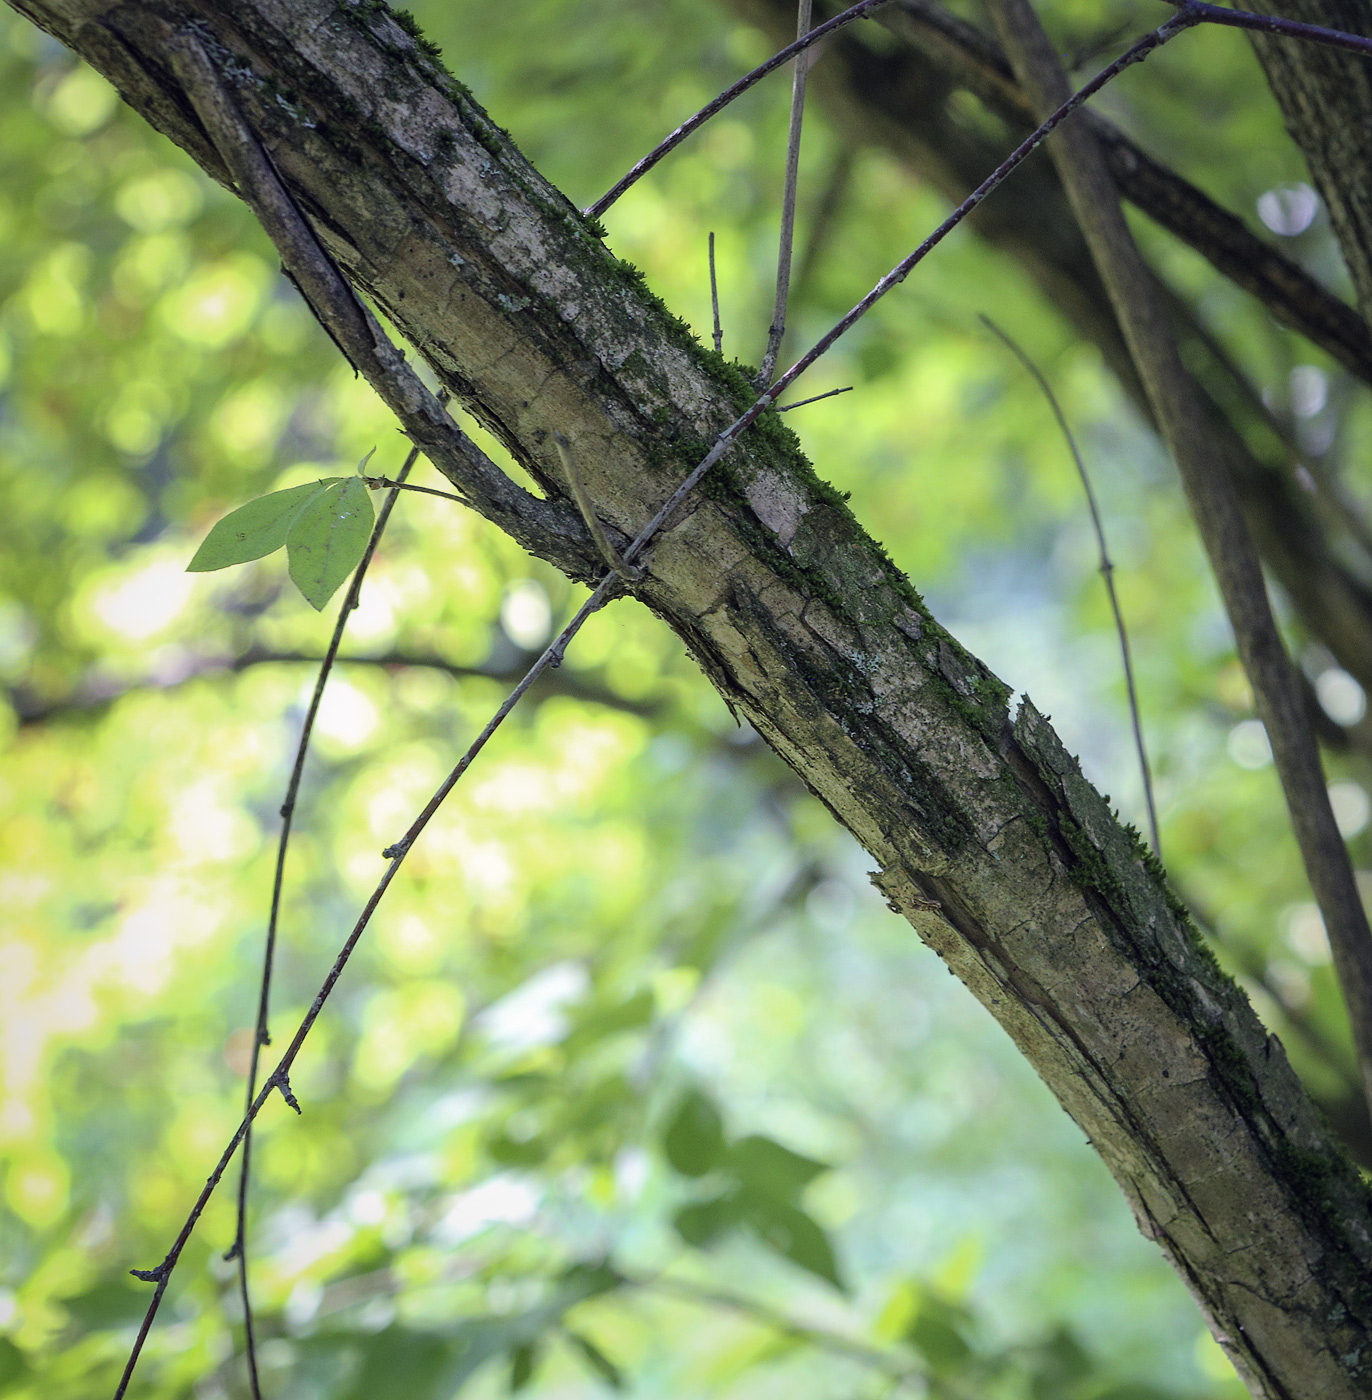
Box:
[1,1,1362,1395]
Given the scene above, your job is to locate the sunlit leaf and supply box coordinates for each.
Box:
[186,479,339,572]
[663,1088,725,1177]
[285,475,375,609]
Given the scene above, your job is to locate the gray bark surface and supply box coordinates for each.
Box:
[11,1,1372,1395]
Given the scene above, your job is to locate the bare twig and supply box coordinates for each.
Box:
[112,577,618,1400]
[364,475,468,505]
[782,145,856,371]
[554,433,641,581]
[1163,0,1372,59]
[224,434,425,1398]
[987,0,1372,1119]
[777,385,854,411]
[118,25,1204,1392]
[980,316,1161,859]
[587,0,890,219]
[709,231,723,355]
[757,0,814,389]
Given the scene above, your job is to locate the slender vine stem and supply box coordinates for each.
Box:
[980,316,1161,859]
[586,0,891,218]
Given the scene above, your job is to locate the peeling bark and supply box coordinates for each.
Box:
[11,1,1372,1394]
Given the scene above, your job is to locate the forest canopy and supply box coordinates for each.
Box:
[3,1,1372,1397]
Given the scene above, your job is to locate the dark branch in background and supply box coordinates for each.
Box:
[986,0,1372,1124]
[879,0,1372,386]
[587,0,890,218]
[980,316,1161,860]
[728,0,1372,714]
[224,434,425,1398]
[110,27,1225,1392]
[756,0,814,389]
[9,643,664,726]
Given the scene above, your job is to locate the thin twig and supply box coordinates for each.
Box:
[586,0,891,219]
[118,26,1201,1392]
[757,0,814,390]
[364,475,468,505]
[553,433,641,581]
[1163,0,1372,59]
[709,231,723,355]
[980,316,1161,860]
[778,385,853,412]
[748,9,1197,400]
[224,435,426,1399]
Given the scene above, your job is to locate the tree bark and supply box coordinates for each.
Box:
[12,1,1372,1395]
[1245,0,1372,324]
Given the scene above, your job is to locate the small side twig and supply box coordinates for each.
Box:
[586,0,890,219]
[364,475,469,505]
[778,385,853,412]
[709,231,723,355]
[757,0,814,390]
[553,434,641,582]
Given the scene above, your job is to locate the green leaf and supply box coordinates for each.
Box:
[726,1134,828,1198]
[662,1088,725,1177]
[508,1340,539,1392]
[672,1191,740,1247]
[285,475,376,610]
[186,479,339,572]
[0,1336,29,1388]
[743,1198,845,1291]
[905,1294,974,1372]
[565,1330,623,1389]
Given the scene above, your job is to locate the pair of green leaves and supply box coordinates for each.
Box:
[186,467,377,610]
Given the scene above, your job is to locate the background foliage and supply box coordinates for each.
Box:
[2,1,1366,1395]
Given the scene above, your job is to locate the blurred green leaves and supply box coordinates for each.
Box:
[663,1089,842,1290]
